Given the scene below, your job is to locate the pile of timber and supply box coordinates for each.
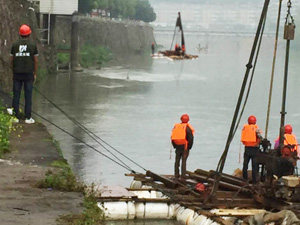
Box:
[127,169,300,223]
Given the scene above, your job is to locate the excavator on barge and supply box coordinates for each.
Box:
[157,12,198,60]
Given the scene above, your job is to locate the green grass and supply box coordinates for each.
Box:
[58,193,105,225]
[38,126,105,224]
[36,168,85,192]
[80,44,112,68]
[57,53,70,65]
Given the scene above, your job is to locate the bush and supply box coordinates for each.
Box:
[0,106,12,157]
[36,168,85,192]
[57,53,70,65]
[80,44,112,68]
[58,193,105,225]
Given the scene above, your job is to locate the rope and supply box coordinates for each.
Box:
[206,0,271,203]
[0,88,139,173]
[33,87,148,172]
[232,15,267,139]
[265,0,283,139]
[170,23,178,51]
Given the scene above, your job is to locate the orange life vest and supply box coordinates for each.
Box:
[171,123,194,150]
[274,134,298,152]
[284,134,298,152]
[241,124,260,147]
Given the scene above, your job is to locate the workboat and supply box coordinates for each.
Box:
[158,12,198,60]
[100,0,300,224]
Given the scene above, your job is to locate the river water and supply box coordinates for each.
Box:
[35,30,300,189]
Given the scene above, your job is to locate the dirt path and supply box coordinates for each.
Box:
[0,122,84,225]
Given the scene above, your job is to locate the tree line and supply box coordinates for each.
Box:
[79,0,156,22]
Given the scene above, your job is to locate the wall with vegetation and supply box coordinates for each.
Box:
[54,16,155,57]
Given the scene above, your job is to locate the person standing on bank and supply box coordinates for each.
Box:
[9,24,38,124]
[241,115,263,184]
[171,114,194,179]
[151,42,155,55]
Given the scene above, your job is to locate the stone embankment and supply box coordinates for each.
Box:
[54,16,155,57]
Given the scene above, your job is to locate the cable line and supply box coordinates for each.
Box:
[0,88,137,173]
[232,15,267,139]
[33,87,148,172]
[33,87,133,172]
[205,0,271,203]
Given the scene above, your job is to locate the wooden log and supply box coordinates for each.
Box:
[146,170,178,188]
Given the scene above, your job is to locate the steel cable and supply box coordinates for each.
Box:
[33,87,148,172]
[0,88,140,173]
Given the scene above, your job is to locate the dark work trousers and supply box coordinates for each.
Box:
[174,148,190,178]
[243,146,259,183]
[12,79,33,119]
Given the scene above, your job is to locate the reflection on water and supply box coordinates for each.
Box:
[34,32,300,189]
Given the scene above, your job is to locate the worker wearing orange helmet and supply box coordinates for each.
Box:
[9,24,38,124]
[241,115,263,184]
[171,114,194,179]
[274,124,298,157]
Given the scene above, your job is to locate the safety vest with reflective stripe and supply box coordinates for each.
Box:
[171,123,195,150]
[241,124,260,147]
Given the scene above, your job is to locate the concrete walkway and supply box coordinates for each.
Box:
[0,121,84,225]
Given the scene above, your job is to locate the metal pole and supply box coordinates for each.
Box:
[279,39,290,148]
[48,13,51,45]
[279,0,294,149]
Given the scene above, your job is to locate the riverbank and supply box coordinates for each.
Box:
[0,120,84,225]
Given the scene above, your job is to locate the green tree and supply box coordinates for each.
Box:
[78,0,95,13]
[79,0,157,23]
[135,0,156,22]
[123,0,137,19]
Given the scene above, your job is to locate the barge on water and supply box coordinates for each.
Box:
[156,12,198,61]
[97,169,300,224]
[99,0,300,224]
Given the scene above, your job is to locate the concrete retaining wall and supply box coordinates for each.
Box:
[54,16,155,57]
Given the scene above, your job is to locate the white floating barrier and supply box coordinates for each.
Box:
[98,201,135,220]
[176,207,195,225]
[130,180,142,189]
[135,202,145,219]
[135,202,175,219]
[192,214,208,225]
[145,202,171,219]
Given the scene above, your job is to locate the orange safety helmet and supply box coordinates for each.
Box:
[284,124,293,134]
[181,114,189,123]
[248,115,256,124]
[19,24,31,36]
